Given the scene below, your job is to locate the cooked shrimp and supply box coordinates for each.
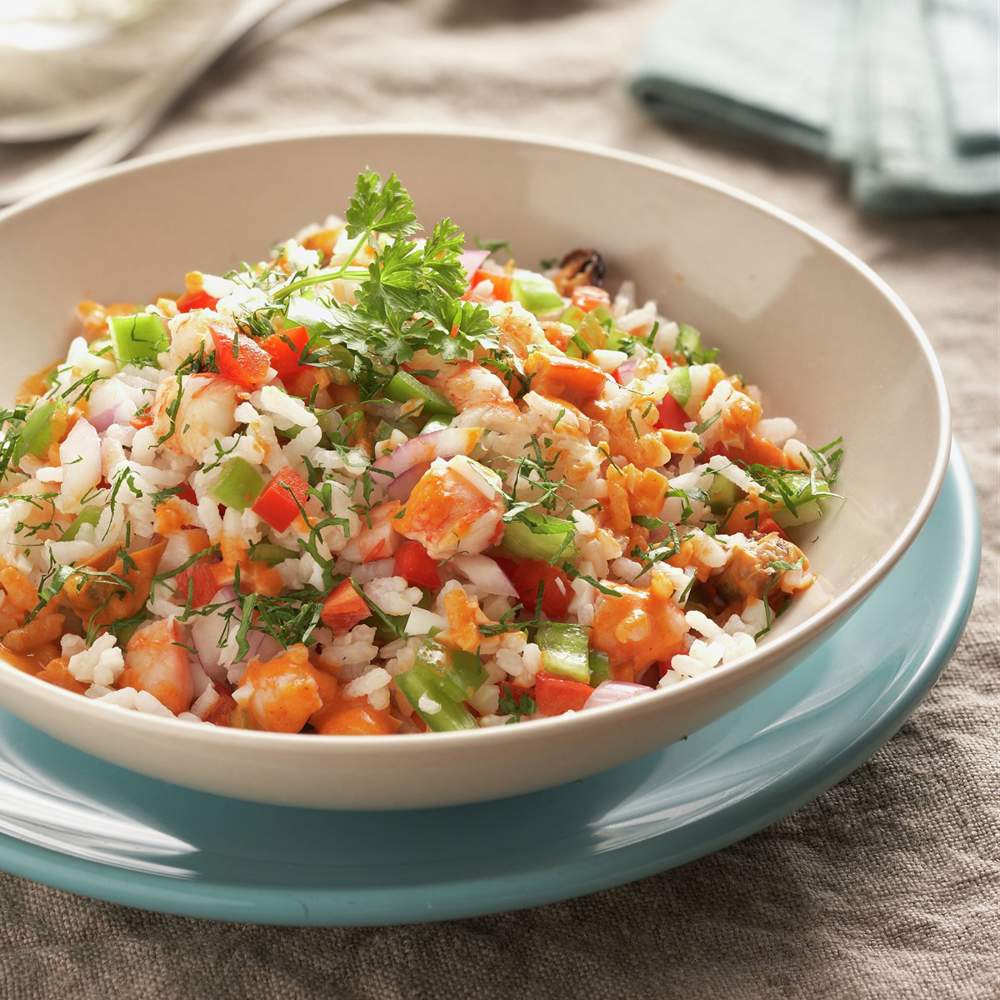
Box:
[119,617,194,715]
[63,540,166,627]
[394,456,505,559]
[432,362,517,412]
[716,533,813,599]
[151,374,239,460]
[488,302,553,360]
[591,578,687,682]
[431,361,520,432]
[234,645,322,733]
[341,500,403,563]
[308,667,400,735]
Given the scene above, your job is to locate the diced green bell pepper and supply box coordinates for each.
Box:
[12,399,59,465]
[668,365,691,407]
[212,457,264,511]
[588,649,612,686]
[414,642,488,704]
[512,271,565,315]
[109,313,169,366]
[536,622,591,683]
[385,371,456,417]
[396,661,477,732]
[248,542,297,565]
[60,505,101,541]
[501,512,577,562]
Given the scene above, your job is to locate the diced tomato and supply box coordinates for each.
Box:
[261,325,310,379]
[495,556,573,618]
[393,539,441,590]
[321,579,371,633]
[174,557,220,608]
[130,411,153,430]
[655,395,689,431]
[210,328,271,390]
[534,672,593,716]
[252,468,309,532]
[469,268,513,301]
[175,289,218,312]
[571,285,611,313]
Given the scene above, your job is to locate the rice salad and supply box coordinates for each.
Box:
[0,171,843,734]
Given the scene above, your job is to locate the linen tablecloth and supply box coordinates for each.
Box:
[0,3,996,997]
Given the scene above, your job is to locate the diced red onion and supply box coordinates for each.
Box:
[190,586,235,681]
[459,249,491,282]
[385,462,430,501]
[245,631,282,664]
[88,408,120,432]
[372,426,480,479]
[583,680,651,710]
[191,582,284,680]
[615,356,641,384]
[450,554,518,598]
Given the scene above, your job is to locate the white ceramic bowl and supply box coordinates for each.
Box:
[0,128,949,809]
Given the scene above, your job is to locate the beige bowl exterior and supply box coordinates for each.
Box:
[0,128,949,809]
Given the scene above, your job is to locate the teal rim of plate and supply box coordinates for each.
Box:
[0,446,981,925]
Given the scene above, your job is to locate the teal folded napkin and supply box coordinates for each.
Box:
[630,0,1000,215]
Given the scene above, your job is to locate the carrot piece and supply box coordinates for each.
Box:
[469,269,513,301]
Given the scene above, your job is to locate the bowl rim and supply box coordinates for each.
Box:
[0,124,952,752]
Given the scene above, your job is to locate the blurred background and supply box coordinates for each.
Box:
[0,2,996,997]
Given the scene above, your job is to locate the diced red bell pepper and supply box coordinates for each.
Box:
[534,671,593,716]
[261,326,310,379]
[175,289,218,313]
[210,328,271,390]
[252,468,309,532]
[176,482,198,505]
[393,539,441,590]
[469,268,513,301]
[570,285,611,313]
[174,557,220,609]
[130,411,153,430]
[495,556,573,618]
[321,579,371,633]
[655,395,689,432]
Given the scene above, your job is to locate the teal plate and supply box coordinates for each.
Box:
[0,448,980,926]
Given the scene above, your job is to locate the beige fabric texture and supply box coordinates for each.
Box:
[0,2,996,998]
